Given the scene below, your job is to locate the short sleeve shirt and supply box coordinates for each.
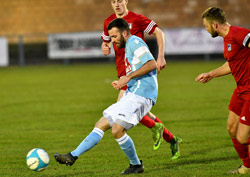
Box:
[101,11,158,77]
[125,35,158,103]
[224,26,250,93]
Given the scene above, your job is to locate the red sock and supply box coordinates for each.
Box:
[232,139,250,168]
[154,117,163,123]
[155,117,174,143]
[140,115,155,128]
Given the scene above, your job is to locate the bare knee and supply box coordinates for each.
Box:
[112,124,125,139]
[236,123,250,145]
[112,127,122,139]
[227,124,237,138]
[236,135,248,145]
[95,117,110,132]
[227,111,240,139]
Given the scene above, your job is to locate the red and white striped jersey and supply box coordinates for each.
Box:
[101,11,158,78]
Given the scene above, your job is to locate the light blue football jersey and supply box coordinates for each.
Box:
[125,35,158,104]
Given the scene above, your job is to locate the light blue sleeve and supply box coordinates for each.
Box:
[132,40,154,65]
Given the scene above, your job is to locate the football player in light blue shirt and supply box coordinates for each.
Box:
[124,35,158,104]
[54,18,157,175]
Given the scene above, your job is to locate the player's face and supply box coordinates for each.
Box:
[108,27,126,49]
[111,0,128,17]
[203,18,218,38]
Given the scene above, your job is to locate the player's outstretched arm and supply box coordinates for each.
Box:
[153,27,166,73]
[101,41,111,56]
[195,62,231,84]
[195,73,213,84]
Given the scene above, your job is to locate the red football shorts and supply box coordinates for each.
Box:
[229,89,250,126]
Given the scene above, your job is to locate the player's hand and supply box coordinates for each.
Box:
[112,80,120,90]
[156,56,166,74]
[195,73,212,84]
[112,76,129,90]
[102,42,111,56]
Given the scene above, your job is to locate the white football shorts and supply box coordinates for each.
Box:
[103,92,153,130]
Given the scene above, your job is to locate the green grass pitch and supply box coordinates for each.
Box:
[0,61,241,176]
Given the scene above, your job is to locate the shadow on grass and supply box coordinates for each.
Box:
[144,155,238,175]
[172,155,237,167]
[44,167,121,177]
[188,143,232,156]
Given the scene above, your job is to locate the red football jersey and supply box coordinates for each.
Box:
[224,26,250,93]
[101,11,158,77]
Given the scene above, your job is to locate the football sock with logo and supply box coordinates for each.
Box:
[116,133,141,165]
[140,115,155,128]
[155,117,174,143]
[71,128,104,157]
[232,139,250,168]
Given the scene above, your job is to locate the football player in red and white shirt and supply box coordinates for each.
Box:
[196,7,250,174]
[101,0,182,158]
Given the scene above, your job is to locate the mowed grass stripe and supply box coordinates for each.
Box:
[0,61,239,177]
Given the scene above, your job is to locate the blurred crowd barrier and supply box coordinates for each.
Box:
[1,28,226,67]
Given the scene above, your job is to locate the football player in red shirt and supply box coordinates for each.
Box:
[101,0,182,159]
[196,7,250,174]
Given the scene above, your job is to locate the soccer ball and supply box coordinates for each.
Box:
[26,148,50,171]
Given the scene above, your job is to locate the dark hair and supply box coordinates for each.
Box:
[107,18,130,34]
[202,7,227,24]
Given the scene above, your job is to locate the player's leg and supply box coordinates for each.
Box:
[148,112,176,142]
[70,117,110,156]
[118,89,158,130]
[147,112,182,159]
[112,123,141,165]
[237,123,250,144]
[237,100,250,145]
[227,110,239,139]
[54,117,110,166]
[231,101,250,173]
[227,89,241,139]
[112,92,153,174]
[227,90,250,174]
[143,112,164,150]
[228,111,250,174]
[112,122,144,175]
[118,89,173,152]
[117,89,164,150]
[148,112,174,142]
[145,114,164,151]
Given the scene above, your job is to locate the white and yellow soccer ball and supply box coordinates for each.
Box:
[26,148,50,171]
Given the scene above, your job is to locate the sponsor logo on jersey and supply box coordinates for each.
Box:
[125,57,132,73]
[128,23,132,29]
[241,116,246,121]
[227,44,232,51]
[134,39,139,44]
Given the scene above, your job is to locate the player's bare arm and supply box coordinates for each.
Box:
[153,27,166,73]
[195,62,231,83]
[112,59,157,90]
[101,41,111,56]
